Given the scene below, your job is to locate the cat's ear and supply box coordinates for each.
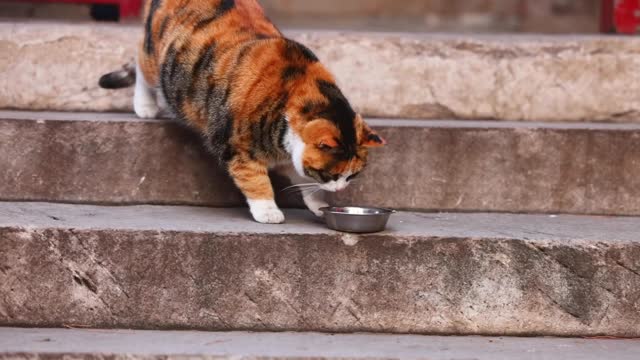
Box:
[358,116,386,147]
[362,130,386,147]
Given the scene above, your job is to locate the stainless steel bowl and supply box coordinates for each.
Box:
[319,206,396,233]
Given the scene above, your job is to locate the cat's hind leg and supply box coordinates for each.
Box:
[133,60,160,119]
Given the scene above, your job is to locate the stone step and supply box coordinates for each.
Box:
[1,328,639,360]
[2,22,639,122]
[1,202,639,337]
[262,0,599,34]
[2,111,639,215]
[1,0,600,34]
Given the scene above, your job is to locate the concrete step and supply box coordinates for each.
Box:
[1,328,639,360]
[2,111,640,215]
[1,202,639,337]
[2,22,639,122]
[262,0,599,34]
[1,0,600,34]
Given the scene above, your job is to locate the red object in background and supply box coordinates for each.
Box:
[614,0,640,33]
[602,0,640,33]
[9,0,143,18]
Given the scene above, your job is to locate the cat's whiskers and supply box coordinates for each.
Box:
[303,187,323,197]
[286,188,317,195]
[281,183,321,197]
[281,183,318,192]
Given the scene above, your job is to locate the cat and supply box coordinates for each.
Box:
[99,0,385,224]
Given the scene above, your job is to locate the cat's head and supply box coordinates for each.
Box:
[287,73,385,191]
[293,114,385,192]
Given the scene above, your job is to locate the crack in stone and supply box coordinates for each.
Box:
[615,261,640,278]
[72,272,97,294]
[254,270,307,325]
[73,232,131,299]
[610,110,639,119]
[594,303,612,328]
[243,292,259,307]
[528,243,619,326]
[14,35,83,50]
[534,284,583,322]
[346,305,361,323]
[531,243,616,296]
[329,302,343,320]
[490,66,505,117]
[425,82,458,118]
[43,232,118,321]
[201,309,231,328]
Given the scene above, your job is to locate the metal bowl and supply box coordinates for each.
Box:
[319,206,396,233]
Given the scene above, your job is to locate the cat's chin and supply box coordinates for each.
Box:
[320,183,349,192]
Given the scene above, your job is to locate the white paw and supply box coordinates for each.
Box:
[134,101,160,119]
[304,197,329,217]
[248,199,285,224]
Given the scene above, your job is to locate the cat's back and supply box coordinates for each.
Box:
[166,1,277,37]
[140,0,282,86]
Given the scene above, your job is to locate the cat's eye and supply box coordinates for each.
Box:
[317,143,333,152]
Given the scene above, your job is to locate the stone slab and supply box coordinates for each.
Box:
[1,202,640,336]
[2,111,640,215]
[262,0,600,34]
[0,1,601,34]
[0,110,299,208]
[2,22,640,122]
[1,328,640,360]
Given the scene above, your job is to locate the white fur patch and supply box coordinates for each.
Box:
[283,121,306,178]
[247,199,285,224]
[320,173,351,192]
[133,61,160,119]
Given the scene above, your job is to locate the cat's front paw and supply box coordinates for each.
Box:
[304,197,329,218]
[248,199,285,224]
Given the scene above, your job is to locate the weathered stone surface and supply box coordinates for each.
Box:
[2,111,640,215]
[2,22,640,122]
[2,328,640,360]
[263,0,600,34]
[0,1,602,34]
[0,202,639,336]
[0,111,296,208]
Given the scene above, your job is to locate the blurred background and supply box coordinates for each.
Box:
[0,0,604,33]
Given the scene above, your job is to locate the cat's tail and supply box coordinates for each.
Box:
[98,61,136,89]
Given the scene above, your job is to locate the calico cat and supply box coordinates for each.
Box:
[99,0,385,224]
